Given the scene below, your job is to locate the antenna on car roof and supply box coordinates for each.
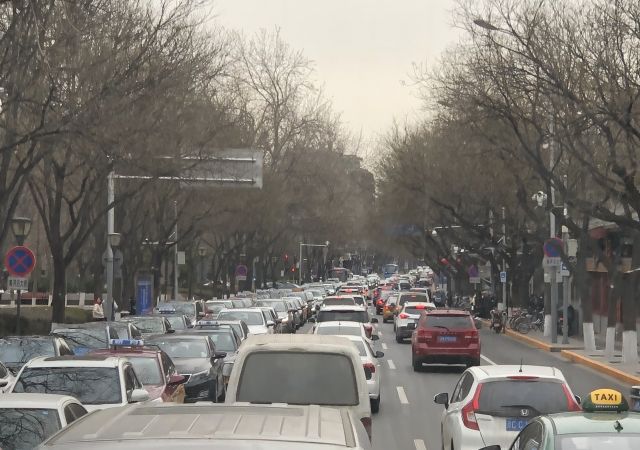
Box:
[519,358,523,373]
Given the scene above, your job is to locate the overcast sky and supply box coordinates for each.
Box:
[210,0,461,140]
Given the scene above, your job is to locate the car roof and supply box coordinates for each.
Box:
[41,404,363,448]
[1,335,55,342]
[544,412,640,435]
[91,348,160,358]
[316,321,362,328]
[425,309,470,315]
[470,365,565,380]
[403,302,436,308]
[239,334,360,353]
[0,393,80,409]
[219,308,262,313]
[24,355,124,368]
[320,305,366,311]
[146,334,207,342]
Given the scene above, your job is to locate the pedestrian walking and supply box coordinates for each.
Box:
[92,297,106,321]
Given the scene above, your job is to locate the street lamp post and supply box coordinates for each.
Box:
[11,217,32,336]
[198,246,207,285]
[106,232,121,321]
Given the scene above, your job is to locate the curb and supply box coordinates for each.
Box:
[503,328,554,351]
[560,350,640,385]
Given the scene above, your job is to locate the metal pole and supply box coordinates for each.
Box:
[550,119,558,343]
[173,201,179,301]
[562,174,570,344]
[14,289,20,335]
[106,171,115,322]
[299,243,303,285]
[501,206,507,311]
[252,257,257,292]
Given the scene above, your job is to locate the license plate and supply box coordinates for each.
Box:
[407,322,417,330]
[506,418,529,432]
[437,336,456,343]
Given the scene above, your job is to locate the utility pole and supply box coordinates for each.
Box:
[550,119,559,344]
[173,201,179,301]
[562,174,570,344]
[106,171,115,321]
[502,206,507,312]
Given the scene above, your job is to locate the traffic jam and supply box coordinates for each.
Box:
[1,267,640,449]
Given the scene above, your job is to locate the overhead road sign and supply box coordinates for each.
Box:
[5,246,36,277]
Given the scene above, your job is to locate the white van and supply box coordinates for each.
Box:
[225,334,373,440]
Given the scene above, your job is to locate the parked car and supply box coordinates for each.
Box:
[0,336,74,373]
[0,393,88,449]
[11,355,150,411]
[145,334,226,403]
[434,365,581,450]
[225,334,374,441]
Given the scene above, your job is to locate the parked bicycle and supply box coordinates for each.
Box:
[515,310,544,334]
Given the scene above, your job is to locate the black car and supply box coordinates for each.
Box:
[176,327,241,387]
[0,336,73,373]
[146,334,226,402]
[50,323,121,355]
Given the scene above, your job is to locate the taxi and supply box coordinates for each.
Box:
[480,388,640,450]
[382,293,399,323]
[91,339,186,403]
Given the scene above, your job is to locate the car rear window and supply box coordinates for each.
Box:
[425,315,472,329]
[237,352,358,406]
[405,306,434,315]
[317,310,368,323]
[399,293,428,305]
[315,325,361,336]
[477,380,571,416]
[323,298,355,306]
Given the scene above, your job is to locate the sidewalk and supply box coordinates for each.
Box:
[481,320,640,385]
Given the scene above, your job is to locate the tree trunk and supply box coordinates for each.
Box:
[621,231,640,363]
[605,271,621,358]
[544,280,552,336]
[576,232,595,351]
[51,252,67,323]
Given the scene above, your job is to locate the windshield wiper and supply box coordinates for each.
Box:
[432,325,450,331]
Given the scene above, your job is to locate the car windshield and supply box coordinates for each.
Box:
[206,333,237,352]
[150,339,209,359]
[127,356,163,385]
[217,311,264,326]
[256,301,286,312]
[162,303,194,316]
[317,310,368,323]
[205,303,226,315]
[13,367,122,405]
[316,325,361,336]
[0,339,55,364]
[164,316,188,330]
[477,380,571,415]
[129,318,165,333]
[52,329,106,354]
[425,315,472,329]
[323,298,355,306]
[237,352,358,406]
[0,408,61,450]
[556,434,640,449]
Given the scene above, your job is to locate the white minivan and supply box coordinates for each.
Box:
[225,334,373,440]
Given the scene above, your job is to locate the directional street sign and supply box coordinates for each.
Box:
[469,276,481,284]
[8,276,28,290]
[5,246,36,277]
[500,271,507,283]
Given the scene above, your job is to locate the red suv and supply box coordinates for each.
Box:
[410,309,480,371]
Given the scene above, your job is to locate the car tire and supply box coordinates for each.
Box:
[412,353,421,371]
[370,396,380,413]
[396,333,403,343]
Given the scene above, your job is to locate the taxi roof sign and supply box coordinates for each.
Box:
[583,388,629,413]
[109,338,145,347]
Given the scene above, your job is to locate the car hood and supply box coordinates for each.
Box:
[172,357,211,375]
[247,325,269,335]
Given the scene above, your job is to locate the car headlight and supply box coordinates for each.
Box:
[187,370,210,385]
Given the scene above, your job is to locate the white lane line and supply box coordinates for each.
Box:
[381,343,388,350]
[414,439,428,450]
[481,354,497,365]
[396,386,409,404]
[387,359,396,370]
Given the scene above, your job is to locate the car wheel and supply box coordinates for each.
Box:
[396,333,403,343]
[412,354,421,372]
[370,396,380,413]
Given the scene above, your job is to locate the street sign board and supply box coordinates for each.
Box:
[177,251,186,265]
[467,265,479,278]
[469,276,481,284]
[5,246,36,277]
[235,264,248,281]
[543,256,562,267]
[500,271,507,283]
[560,263,570,277]
[179,148,264,189]
[8,276,28,290]
[543,238,564,258]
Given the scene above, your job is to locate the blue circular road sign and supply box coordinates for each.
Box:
[4,246,36,277]
[543,238,564,258]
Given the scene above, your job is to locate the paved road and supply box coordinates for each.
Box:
[366,314,628,450]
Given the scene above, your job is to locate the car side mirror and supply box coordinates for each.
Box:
[434,392,449,408]
[129,388,150,403]
[308,317,316,323]
[267,320,275,327]
[371,334,380,341]
[375,351,384,358]
[479,446,501,450]
[370,317,378,324]
[168,374,187,386]
[574,394,581,405]
[0,380,7,388]
[213,351,227,360]
[167,329,175,334]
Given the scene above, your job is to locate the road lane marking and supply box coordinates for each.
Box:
[396,386,409,404]
[414,439,428,450]
[481,354,497,365]
[387,359,396,370]
[381,343,388,350]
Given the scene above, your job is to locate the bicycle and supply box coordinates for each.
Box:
[515,311,544,334]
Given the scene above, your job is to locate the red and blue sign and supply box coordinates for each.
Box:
[4,246,36,277]
[543,238,564,258]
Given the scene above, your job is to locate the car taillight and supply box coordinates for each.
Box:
[417,329,432,343]
[399,313,409,319]
[561,384,582,411]
[377,300,384,306]
[360,416,372,441]
[464,331,479,342]
[461,384,483,430]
